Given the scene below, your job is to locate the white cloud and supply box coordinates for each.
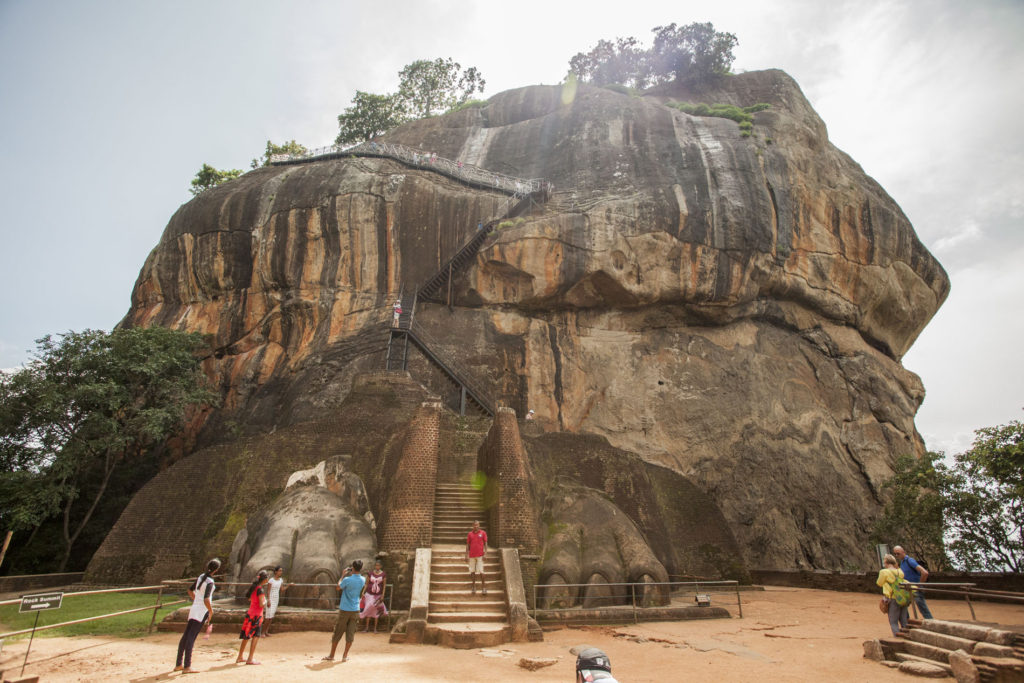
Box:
[932,221,983,253]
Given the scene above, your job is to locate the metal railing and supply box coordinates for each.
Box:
[903,581,1024,621]
[0,584,182,639]
[159,579,395,628]
[271,140,550,199]
[532,580,742,623]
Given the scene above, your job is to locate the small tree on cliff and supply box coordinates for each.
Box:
[398,58,485,118]
[0,328,217,571]
[335,91,409,146]
[251,139,309,168]
[189,163,243,196]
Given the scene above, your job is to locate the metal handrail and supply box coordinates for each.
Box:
[405,320,496,414]
[271,140,551,199]
[532,580,742,623]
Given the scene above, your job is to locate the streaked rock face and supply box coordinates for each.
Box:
[125,70,947,569]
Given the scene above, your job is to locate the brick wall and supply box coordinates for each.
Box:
[477,407,540,553]
[379,401,441,551]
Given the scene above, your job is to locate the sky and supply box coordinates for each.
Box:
[0,0,1021,455]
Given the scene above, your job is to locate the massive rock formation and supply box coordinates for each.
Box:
[114,69,947,572]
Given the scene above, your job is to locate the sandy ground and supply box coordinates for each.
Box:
[2,587,1022,682]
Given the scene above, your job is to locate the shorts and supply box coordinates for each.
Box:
[332,610,360,644]
[467,556,484,573]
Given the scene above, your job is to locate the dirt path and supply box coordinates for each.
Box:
[1,587,1021,682]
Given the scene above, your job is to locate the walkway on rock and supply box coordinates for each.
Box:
[270,140,551,201]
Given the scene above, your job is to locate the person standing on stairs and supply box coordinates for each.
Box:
[392,300,402,327]
[466,520,488,595]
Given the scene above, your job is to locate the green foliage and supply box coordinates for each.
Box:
[250,139,308,168]
[447,98,488,113]
[945,420,1024,572]
[189,163,242,196]
[0,328,218,571]
[670,101,770,138]
[569,22,738,89]
[872,419,1024,573]
[599,83,637,96]
[870,452,951,571]
[570,36,650,90]
[398,57,485,118]
[0,592,181,639]
[335,91,409,146]
[334,58,486,145]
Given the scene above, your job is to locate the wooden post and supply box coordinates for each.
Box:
[0,530,12,570]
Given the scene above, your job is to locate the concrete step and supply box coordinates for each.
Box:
[430,589,506,600]
[431,570,500,581]
[431,561,501,570]
[430,579,502,591]
[428,611,508,623]
[425,623,511,649]
[432,549,499,558]
[429,600,506,613]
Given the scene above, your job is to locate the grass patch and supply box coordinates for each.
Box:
[448,98,488,113]
[670,101,771,138]
[0,592,183,640]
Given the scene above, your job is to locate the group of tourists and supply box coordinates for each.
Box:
[173,557,389,672]
[875,544,934,637]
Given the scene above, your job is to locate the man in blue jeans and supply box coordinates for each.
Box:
[324,560,366,662]
[893,545,933,619]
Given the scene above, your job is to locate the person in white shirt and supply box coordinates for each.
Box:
[174,558,221,673]
[263,566,289,636]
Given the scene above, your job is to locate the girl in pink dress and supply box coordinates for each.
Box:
[359,560,388,633]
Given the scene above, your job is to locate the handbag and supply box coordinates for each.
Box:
[878,597,889,614]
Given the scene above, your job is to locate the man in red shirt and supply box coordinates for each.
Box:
[466,520,488,595]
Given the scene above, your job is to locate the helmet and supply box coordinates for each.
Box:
[575,648,611,673]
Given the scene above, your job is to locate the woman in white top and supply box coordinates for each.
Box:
[174,558,221,673]
[262,566,289,636]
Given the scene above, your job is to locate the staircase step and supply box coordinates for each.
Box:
[430,580,503,590]
[429,600,506,613]
[430,589,506,600]
[428,611,508,623]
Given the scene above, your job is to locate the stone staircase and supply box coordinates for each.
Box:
[865,618,1024,680]
[425,483,511,648]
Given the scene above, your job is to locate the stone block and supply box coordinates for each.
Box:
[898,660,949,677]
[948,649,980,683]
[972,642,1016,658]
[908,627,976,653]
[863,639,886,661]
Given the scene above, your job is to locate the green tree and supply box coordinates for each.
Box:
[189,163,243,196]
[0,328,217,570]
[945,420,1024,571]
[870,452,951,571]
[649,22,737,84]
[398,58,486,118]
[251,139,308,168]
[568,36,650,89]
[335,91,408,146]
[568,22,738,89]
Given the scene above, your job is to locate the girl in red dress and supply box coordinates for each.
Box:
[236,570,268,665]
